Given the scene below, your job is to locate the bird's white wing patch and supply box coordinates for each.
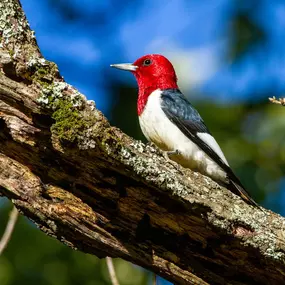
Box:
[197,132,229,166]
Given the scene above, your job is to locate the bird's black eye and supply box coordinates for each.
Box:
[143,59,152,66]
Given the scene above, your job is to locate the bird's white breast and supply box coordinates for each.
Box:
[139,89,228,182]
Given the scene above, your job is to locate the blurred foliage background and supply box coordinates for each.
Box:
[1,0,285,284]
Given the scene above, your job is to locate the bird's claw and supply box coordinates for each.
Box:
[162,149,183,173]
[167,149,181,156]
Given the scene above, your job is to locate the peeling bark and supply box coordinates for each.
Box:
[1,1,285,284]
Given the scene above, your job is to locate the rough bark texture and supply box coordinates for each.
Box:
[1,1,285,284]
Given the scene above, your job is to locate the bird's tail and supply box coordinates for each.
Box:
[229,179,259,207]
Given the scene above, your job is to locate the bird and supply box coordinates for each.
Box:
[110,54,258,207]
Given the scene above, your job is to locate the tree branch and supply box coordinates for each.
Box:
[106,257,120,285]
[269,96,285,106]
[1,1,285,284]
[0,206,19,255]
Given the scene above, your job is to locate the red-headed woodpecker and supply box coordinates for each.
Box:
[111,54,258,206]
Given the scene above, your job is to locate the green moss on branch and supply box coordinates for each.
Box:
[51,100,88,142]
[38,82,98,145]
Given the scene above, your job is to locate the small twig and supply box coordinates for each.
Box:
[269,96,285,106]
[153,273,157,285]
[106,257,120,285]
[0,206,19,255]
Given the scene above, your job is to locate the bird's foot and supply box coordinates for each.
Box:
[162,149,183,173]
[167,149,181,156]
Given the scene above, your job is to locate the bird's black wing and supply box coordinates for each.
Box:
[160,89,258,206]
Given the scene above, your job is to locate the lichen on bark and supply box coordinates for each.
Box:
[0,0,42,81]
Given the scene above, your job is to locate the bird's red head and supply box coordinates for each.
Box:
[111,54,178,115]
[132,54,178,89]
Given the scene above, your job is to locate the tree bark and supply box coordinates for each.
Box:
[1,1,285,284]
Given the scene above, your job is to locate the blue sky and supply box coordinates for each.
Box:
[20,0,285,114]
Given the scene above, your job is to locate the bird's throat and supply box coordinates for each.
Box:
[137,78,178,115]
[137,86,157,115]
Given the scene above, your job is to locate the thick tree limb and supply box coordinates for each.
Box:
[1,1,285,284]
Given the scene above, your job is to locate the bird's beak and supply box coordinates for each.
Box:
[110,63,138,72]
